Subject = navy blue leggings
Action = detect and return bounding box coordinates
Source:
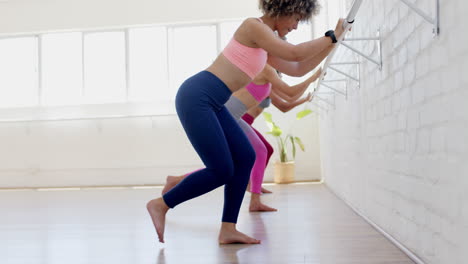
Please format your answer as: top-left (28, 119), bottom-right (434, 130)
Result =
top-left (163, 71), bottom-right (255, 223)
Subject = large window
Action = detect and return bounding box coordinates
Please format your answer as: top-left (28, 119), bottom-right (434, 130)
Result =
top-left (84, 31), bottom-right (127, 104)
top-left (282, 23), bottom-right (316, 87)
top-left (219, 21), bottom-right (242, 50)
top-left (0, 37), bottom-right (38, 108)
top-left (0, 19), bottom-right (314, 118)
top-left (41, 32), bottom-right (83, 106)
top-left (128, 26), bottom-right (168, 102)
top-left (169, 25), bottom-right (217, 95)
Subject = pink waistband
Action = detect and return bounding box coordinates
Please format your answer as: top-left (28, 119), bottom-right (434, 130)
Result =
top-left (241, 113), bottom-right (255, 125)
top-left (245, 82), bottom-right (271, 102)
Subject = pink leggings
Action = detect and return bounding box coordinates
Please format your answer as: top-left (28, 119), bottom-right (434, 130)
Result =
top-left (183, 113), bottom-right (274, 194)
top-left (241, 113), bottom-right (274, 167)
top-left (241, 113), bottom-right (274, 193)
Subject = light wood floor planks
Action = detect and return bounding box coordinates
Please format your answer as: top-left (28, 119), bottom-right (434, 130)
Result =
top-left (0, 183), bottom-right (414, 264)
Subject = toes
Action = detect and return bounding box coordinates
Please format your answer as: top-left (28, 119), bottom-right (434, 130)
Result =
top-left (247, 237), bottom-right (261, 244)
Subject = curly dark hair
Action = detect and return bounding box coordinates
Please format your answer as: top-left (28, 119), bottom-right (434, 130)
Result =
top-left (259, 0), bottom-right (321, 21)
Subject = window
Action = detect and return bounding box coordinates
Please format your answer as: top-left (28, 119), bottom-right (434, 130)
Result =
top-left (84, 32), bottom-right (126, 104)
top-left (169, 25), bottom-right (217, 97)
top-left (0, 19), bottom-right (316, 120)
top-left (0, 37), bottom-right (38, 108)
top-left (219, 20), bottom-right (242, 50)
top-left (128, 26), bottom-right (168, 102)
top-left (41, 32), bottom-right (83, 106)
top-left (282, 24), bottom-right (316, 86)
top-left (286, 23), bottom-right (312, 45)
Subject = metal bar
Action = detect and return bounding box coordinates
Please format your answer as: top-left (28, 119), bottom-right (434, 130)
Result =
top-left (400, 0), bottom-right (435, 24)
top-left (329, 62), bottom-right (360, 65)
top-left (377, 29), bottom-right (383, 70)
top-left (434, 0), bottom-right (440, 36)
top-left (343, 0), bottom-right (363, 28)
top-left (323, 79), bottom-right (347, 83)
top-left (343, 37), bottom-right (380, 41)
top-left (315, 0), bottom-right (363, 94)
top-left (328, 66), bottom-right (359, 82)
top-left (315, 92), bottom-right (335, 95)
top-left (321, 83), bottom-right (346, 97)
top-left (341, 41), bottom-right (381, 67)
top-left (315, 95), bottom-right (335, 107)
top-left (311, 101), bottom-right (329, 112)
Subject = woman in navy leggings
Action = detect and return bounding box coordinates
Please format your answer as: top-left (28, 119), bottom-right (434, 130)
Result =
top-left (146, 0), bottom-right (344, 244)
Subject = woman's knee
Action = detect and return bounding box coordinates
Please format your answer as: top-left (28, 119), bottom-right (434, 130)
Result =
top-left (255, 143), bottom-right (268, 159)
top-left (208, 159), bottom-right (235, 180)
top-left (243, 144), bottom-right (256, 169)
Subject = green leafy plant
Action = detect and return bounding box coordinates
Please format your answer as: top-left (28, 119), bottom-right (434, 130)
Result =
top-left (263, 109), bottom-right (313, 163)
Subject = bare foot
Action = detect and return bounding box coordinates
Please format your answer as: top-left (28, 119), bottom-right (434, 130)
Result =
top-left (246, 185), bottom-right (272, 194)
top-left (249, 202), bottom-right (278, 212)
top-left (146, 198), bottom-right (170, 243)
top-left (249, 193), bottom-right (277, 212)
top-left (161, 175), bottom-right (184, 195)
top-left (218, 223), bottom-right (260, 244)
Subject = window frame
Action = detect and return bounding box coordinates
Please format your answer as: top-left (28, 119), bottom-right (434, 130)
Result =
top-left (0, 19), bottom-right (313, 122)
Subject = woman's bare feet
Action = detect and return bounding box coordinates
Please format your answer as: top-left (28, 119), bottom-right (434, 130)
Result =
top-left (249, 193), bottom-right (277, 212)
top-left (218, 222), bottom-right (260, 244)
top-left (161, 175), bottom-right (185, 195)
top-left (246, 184), bottom-right (272, 194)
top-left (146, 197), bottom-right (170, 243)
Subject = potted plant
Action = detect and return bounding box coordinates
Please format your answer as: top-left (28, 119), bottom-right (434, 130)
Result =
top-left (263, 109), bottom-right (313, 183)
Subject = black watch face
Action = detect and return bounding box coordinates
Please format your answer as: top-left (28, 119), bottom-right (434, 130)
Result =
top-left (325, 31), bottom-right (336, 42)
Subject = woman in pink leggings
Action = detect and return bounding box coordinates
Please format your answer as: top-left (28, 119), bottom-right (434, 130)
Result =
top-left (162, 65), bottom-right (322, 211)
top-left (244, 68), bottom-right (317, 194)
top-left (243, 65), bottom-right (319, 211)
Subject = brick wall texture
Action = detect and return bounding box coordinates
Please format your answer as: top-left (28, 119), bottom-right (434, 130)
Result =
top-left (318, 0), bottom-right (468, 263)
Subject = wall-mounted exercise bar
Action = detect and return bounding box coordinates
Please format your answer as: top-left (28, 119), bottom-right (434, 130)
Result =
top-left (310, 101), bottom-right (329, 112)
top-left (308, 0), bottom-right (441, 115)
top-left (321, 82), bottom-right (345, 99)
top-left (341, 29), bottom-right (383, 70)
top-left (310, 0), bottom-right (364, 111)
top-left (400, 0), bottom-right (440, 36)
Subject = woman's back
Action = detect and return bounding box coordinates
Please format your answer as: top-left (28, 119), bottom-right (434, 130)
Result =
top-left (206, 18), bottom-right (268, 93)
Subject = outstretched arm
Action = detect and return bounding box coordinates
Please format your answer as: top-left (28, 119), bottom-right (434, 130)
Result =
top-left (270, 90), bottom-right (312, 113)
top-left (268, 44), bottom-right (333, 77)
top-left (267, 65), bottom-right (322, 98)
top-left (245, 18), bottom-right (345, 77)
top-left (274, 88), bottom-right (307, 103)
top-left (265, 19), bottom-right (345, 77)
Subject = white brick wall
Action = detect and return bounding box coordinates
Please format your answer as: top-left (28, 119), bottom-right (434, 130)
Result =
top-left (319, 0), bottom-right (468, 263)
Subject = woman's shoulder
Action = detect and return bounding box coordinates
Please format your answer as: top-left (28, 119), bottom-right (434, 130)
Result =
top-left (239, 17), bottom-right (266, 30)
top-left (234, 18), bottom-right (268, 45)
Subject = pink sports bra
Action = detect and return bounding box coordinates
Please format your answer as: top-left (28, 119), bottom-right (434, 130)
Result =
top-left (222, 18), bottom-right (268, 79)
top-left (245, 82), bottom-right (271, 102)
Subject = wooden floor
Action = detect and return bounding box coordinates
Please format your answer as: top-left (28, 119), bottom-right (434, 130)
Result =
top-left (0, 183), bottom-right (414, 264)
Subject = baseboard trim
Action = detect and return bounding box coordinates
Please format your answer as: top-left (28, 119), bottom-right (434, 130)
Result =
top-left (324, 183), bottom-right (426, 264)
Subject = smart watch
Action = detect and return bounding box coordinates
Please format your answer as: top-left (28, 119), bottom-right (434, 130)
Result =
top-left (325, 30), bottom-right (337, 43)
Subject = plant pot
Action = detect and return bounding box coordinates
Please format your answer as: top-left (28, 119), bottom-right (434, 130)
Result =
top-left (274, 161), bottom-right (295, 184)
